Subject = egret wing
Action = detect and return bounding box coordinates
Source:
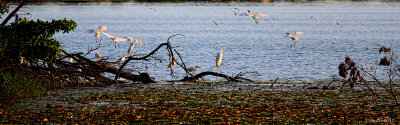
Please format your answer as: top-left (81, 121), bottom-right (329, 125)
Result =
top-left (122, 36), bottom-right (134, 42)
top-left (98, 26), bottom-right (107, 32)
top-left (238, 12), bottom-right (250, 16)
top-left (102, 32), bottom-right (114, 38)
top-left (117, 37), bottom-right (129, 42)
top-left (135, 39), bottom-right (144, 46)
top-left (295, 32), bottom-right (303, 36)
top-left (256, 13), bottom-right (269, 17)
top-left (287, 34), bottom-right (296, 38)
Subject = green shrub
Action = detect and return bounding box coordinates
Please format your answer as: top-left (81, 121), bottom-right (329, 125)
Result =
top-left (0, 18), bottom-right (77, 63)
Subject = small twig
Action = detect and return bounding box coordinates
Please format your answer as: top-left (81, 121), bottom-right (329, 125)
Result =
top-left (359, 65), bottom-right (399, 105)
top-left (174, 49), bottom-right (194, 78)
top-left (84, 43), bottom-right (101, 56)
top-left (269, 77), bottom-right (279, 88)
top-left (359, 77), bottom-right (379, 104)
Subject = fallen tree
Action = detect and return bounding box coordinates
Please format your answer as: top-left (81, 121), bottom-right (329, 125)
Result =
top-left (55, 34), bottom-right (253, 85)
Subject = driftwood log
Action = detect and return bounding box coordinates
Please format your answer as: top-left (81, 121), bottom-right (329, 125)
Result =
top-left (181, 72), bottom-right (241, 82)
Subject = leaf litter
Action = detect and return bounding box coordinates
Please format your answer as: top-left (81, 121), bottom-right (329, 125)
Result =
top-left (1, 81), bottom-right (399, 124)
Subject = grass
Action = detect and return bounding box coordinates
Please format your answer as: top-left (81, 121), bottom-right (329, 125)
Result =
top-left (0, 70), bottom-right (49, 106)
top-left (0, 82), bottom-right (399, 124)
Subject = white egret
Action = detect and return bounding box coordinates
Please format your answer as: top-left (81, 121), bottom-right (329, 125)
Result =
top-left (102, 32), bottom-right (132, 48)
top-left (310, 16), bottom-right (319, 21)
top-left (95, 26), bottom-right (107, 40)
top-left (126, 37), bottom-right (144, 56)
top-left (148, 6), bottom-right (157, 11)
top-left (167, 57), bottom-right (177, 69)
top-left (186, 66), bottom-right (200, 73)
top-left (247, 10), bottom-right (269, 24)
top-left (286, 32), bottom-right (303, 47)
top-left (68, 57), bottom-right (74, 63)
top-left (95, 52), bottom-right (101, 61)
top-left (19, 56), bottom-right (30, 66)
top-left (216, 49), bottom-right (224, 73)
top-left (119, 56), bottom-right (127, 66)
top-left (19, 56), bottom-right (24, 64)
top-left (210, 19), bottom-right (218, 25)
top-left (233, 8), bottom-right (250, 16)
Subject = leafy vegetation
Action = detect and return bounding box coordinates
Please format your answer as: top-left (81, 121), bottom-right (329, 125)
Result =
top-left (0, 18), bottom-right (76, 63)
top-left (0, 0), bottom-right (76, 103)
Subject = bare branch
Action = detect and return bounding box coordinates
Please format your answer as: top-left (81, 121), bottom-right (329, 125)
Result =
top-left (1, 0), bottom-right (26, 26)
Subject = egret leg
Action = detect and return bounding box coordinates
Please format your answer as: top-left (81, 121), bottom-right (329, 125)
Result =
top-left (291, 41), bottom-right (296, 47)
top-left (293, 41), bottom-right (296, 47)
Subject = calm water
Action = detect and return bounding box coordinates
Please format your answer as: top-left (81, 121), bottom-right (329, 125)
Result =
top-left (21, 2), bottom-right (400, 81)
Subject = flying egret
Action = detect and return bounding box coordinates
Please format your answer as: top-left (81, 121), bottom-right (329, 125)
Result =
top-left (286, 32), bottom-right (303, 47)
top-left (186, 66), bottom-right (200, 73)
top-left (167, 57), bottom-right (177, 69)
top-left (148, 6), bottom-right (157, 11)
top-left (126, 37), bottom-right (144, 55)
top-left (216, 49), bottom-right (224, 73)
top-left (119, 56), bottom-right (127, 66)
top-left (95, 52), bottom-right (101, 61)
top-left (310, 16), bottom-right (319, 21)
top-left (102, 32), bottom-right (132, 48)
top-left (233, 8), bottom-right (250, 16)
top-left (247, 10), bottom-right (269, 24)
top-left (95, 25), bottom-right (107, 40)
top-left (210, 19), bottom-right (218, 25)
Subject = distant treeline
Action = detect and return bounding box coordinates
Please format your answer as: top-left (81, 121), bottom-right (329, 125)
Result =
top-left (10, 0), bottom-right (398, 3)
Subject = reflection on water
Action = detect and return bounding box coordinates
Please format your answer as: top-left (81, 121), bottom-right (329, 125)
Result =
top-left (21, 2), bottom-right (400, 81)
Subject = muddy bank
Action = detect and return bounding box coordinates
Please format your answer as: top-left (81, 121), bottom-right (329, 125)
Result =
top-left (1, 81), bottom-right (399, 124)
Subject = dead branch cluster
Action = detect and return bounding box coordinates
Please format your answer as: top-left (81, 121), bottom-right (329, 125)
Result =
top-left (338, 56), bottom-right (360, 88)
top-left (338, 45), bottom-right (399, 105)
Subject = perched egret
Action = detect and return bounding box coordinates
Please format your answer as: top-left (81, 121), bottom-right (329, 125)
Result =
top-left (102, 32), bottom-right (133, 48)
top-left (68, 57), bottom-right (74, 63)
top-left (95, 52), bottom-right (101, 61)
top-left (167, 57), bottom-right (177, 69)
top-left (286, 32), bottom-right (303, 47)
top-left (216, 49), bottom-right (224, 73)
top-left (119, 56), bottom-right (127, 66)
top-left (187, 66), bottom-right (200, 73)
top-left (248, 10), bottom-right (269, 24)
top-left (19, 56), bottom-right (30, 66)
top-left (19, 56), bottom-right (24, 64)
top-left (126, 37), bottom-right (144, 55)
top-left (95, 26), bottom-right (107, 40)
